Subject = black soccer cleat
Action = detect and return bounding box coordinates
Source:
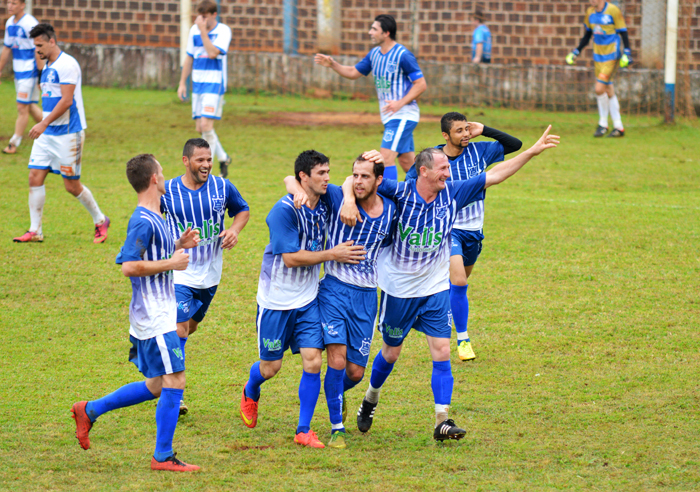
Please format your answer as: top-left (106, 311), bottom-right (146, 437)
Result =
top-left (593, 125), bottom-right (608, 137)
top-left (434, 419), bottom-right (466, 442)
top-left (356, 398), bottom-right (377, 433)
top-left (606, 128), bottom-right (625, 138)
top-left (219, 155), bottom-right (231, 178)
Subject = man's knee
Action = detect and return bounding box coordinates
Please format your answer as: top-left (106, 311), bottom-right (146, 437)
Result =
top-left (301, 348), bottom-right (323, 373)
top-left (200, 118), bottom-right (214, 132)
top-left (17, 103), bottom-right (29, 115)
top-left (260, 359), bottom-right (283, 379)
top-left (346, 363), bottom-right (365, 381)
top-left (63, 179), bottom-right (83, 197)
top-left (162, 370), bottom-right (186, 390)
top-left (381, 343), bottom-right (402, 364)
top-left (326, 344), bottom-right (347, 370)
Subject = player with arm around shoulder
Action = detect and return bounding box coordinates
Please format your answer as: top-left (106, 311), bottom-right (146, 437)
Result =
top-left (341, 127), bottom-right (559, 441)
top-left (70, 153), bottom-right (202, 472)
top-left (239, 150), bottom-right (366, 449)
top-left (160, 138), bottom-right (249, 416)
top-left (315, 14), bottom-right (427, 178)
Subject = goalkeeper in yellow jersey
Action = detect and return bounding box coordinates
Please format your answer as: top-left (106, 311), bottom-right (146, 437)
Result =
top-left (566, 0), bottom-right (632, 138)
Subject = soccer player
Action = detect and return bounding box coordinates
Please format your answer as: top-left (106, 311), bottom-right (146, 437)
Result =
top-left (566, 0), bottom-right (632, 138)
top-left (239, 150), bottom-right (366, 449)
top-left (1, 0), bottom-right (43, 154)
top-left (284, 153), bottom-right (396, 449)
top-left (471, 10), bottom-right (492, 63)
top-left (178, 0), bottom-right (233, 178)
top-left (70, 153), bottom-right (201, 472)
top-left (314, 14), bottom-right (427, 178)
top-left (160, 138), bottom-right (250, 415)
top-left (342, 127), bottom-right (559, 441)
top-left (405, 112), bottom-right (522, 361)
top-left (12, 23), bottom-right (110, 244)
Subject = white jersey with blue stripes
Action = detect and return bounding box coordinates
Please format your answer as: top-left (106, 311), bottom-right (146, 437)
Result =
top-left (355, 43), bottom-right (423, 125)
top-left (161, 175), bottom-right (249, 289)
top-left (257, 195), bottom-right (330, 310)
top-left (376, 176), bottom-right (487, 298)
top-left (39, 52), bottom-right (86, 136)
top-left (322, 184), bottom-right (395, 289)
top-left (116, 207), bottom-right (177, 340)
top-left (186, 22), bottom-right (231, 96)
top-left (3, 14), bottom-right (38, 81)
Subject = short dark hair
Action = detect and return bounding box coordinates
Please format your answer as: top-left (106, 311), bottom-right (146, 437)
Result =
top-left (295, 150), bottom-right (329, 182)
top-left (197, 0), bottom-right (218, 15)
top-left (353, 154), bottom-right (384, 178)
top-left (183, 138), bottom-right (210, 159)
top-left (29, 23), bottom-right (57, 41)
top-left (126, 154), bottom-right (158, 193)
top-left (441, 112), bottom-right (467, 134)
top-left (474, 10), bottom-right (485, 23)
top-left (413, 147), bottom-right (445, 176)
top-left (374, 14), bottom-right (397, 40)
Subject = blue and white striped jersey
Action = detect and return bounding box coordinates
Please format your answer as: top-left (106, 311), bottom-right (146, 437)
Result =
top-left (322, 184), bottom-right (395, 289)
top-left (40, 52), bottom-right (86, 136)
top-left (405, 141), bottom-right (503, 231)
top-left (355, 43), bottom-right (423, 125)
top-left (186, 22), bottom-right (232, 96)
top-left (161, 175), bottom-right (249, 289)
top-left (376, 176), bottom-right (486, 298)
top-left (116, 207), bottom-right (177, 340)
top-left (257, 195), bottom-right (330, 310)
top-left (3, 14), bottom-right (38, 80)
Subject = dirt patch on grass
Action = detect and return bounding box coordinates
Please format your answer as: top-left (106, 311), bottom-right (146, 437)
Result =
top-left (262, 111), bottom-right (442, 126)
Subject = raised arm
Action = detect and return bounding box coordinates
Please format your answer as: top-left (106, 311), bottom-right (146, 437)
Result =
top-left (314, 54), bottom-right (363, 80)
top-left (284, 175), bottom-right (309, 209)
top-left (468, 122), bottom-right (523, 155)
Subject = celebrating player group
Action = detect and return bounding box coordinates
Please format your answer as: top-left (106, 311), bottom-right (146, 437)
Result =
top-left (4, 2), bottom-right (565, 472)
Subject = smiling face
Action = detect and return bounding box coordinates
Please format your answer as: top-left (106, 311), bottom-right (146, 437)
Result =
top-left (184, 145), bottom-right (213, 185)
top-left (420, 153), bottom-right (451, 192)
top-left (445, 119), bottom-right (471, 148)
top-left (353, 160), bottom-right (381, 201)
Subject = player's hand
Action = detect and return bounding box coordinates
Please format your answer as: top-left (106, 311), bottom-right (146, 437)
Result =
top-left (28, 121), bottom-right (48, 139)
top-left (331, 240), bottom-right (367, 265)
top-left (177, 226), bottom-right (201, 250)
top-left (170, 249), bottom-right (190, 271)
top-left (565, 49), bottom-right (579, 65)
top-left (340, 201), bottom-right (363, 227)
top-left (620, 49), bottom-right (632, 68)
top-left (361, 149), bottom-right (384, 164)
top-left (194, 15), bottom-right (209, 33)
top-left (292, 191), bottom-right (309, 209)
top-left (530, 125), bottom-right (560, 156)
top-left (467, 122), bottom-right (484, 138)
top-left (314, 54), bottom-right (333, 68)
top-left (381, 100), bottom-right (403, 115)
top-left (177, 82), bottom-right (187, 101)
top-left (219, 228), bottom-right (239, 250)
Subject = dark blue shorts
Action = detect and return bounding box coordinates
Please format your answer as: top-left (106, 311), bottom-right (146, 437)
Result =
top-left (175, 284), bottom-right (218, 323)
top-left (377, 290), bottom-right (452, 347)
top-left (318, 275), bottom-right (377, 368)
top-left (256, 299), bottom-right (324, 361)
top-left (129, 331), bottom-right (185, 379)
top-left (381, 119), bottom-right (418, 155)
top-left (450, 228), bottom-right (484, 266)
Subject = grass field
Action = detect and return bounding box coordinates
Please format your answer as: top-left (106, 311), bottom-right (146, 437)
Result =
top-left (1, 81), bottom-right (699, 491)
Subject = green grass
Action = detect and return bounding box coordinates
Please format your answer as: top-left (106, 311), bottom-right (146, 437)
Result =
top-left (0, 82), bottom-right (699, 491)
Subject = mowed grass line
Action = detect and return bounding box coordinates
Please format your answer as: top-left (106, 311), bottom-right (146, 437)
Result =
top-left (0, 82), bottom-right (698, 491)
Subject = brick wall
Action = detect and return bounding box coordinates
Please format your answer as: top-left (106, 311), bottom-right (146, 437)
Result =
top-left (1, 0), bottom-right (698, 69)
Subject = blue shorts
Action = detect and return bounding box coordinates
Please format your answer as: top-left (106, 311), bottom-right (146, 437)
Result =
top-left (377, 290), bottom-right (452, 347)
top-left (381, 119), bottom-right (418, 155)
top-left (129, 331), bottom-right (185, 379)
top-left (175, 284), bottom-right (218, 323)
top-left (256, 299), bottom-right (324, 361)
top-left (450, 229), bottom-right (484, 267)
top-left (318, 275), bottom-right (377, 368)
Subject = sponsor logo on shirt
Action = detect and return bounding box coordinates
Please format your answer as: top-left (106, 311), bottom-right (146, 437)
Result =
top-left (375, 76), bottom-right (392, 94)
top-left (263, 338), bottom-right (282, 351)
top-left (177, 219), bottom-right (221, 244)
top-left (398, 223), bottom-right (444, 252)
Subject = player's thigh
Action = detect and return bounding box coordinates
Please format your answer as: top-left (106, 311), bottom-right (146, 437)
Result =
top-left (595, 60), bottom-right (618, 87)
top-left (56, 131), bottom-right (84, 181)
top-left (128, 331), bottom-right (186, 380)
top-left (191, 285), bottom-right (218, 323)
top-left (292, 299), bottom-right (324, 352)
top-left (15, 77), bottom-right (40, 106)
top-left (381, 119), bottom-right (417, 155)
top-left (318, 276), bottom-right (349, 348)
top-left (256, 305), bottom-right (296, 361)
top-left (377, 290), bottom-right (423, 347)
top-left (196, 93), bottom-right (222, 126)
top-left (28, 135), bottom-right (61, 177)
top-left (175, 284), bottom-right (199, 324)
top-left (345, 288), bottom-right (378, 368)
top-left (413, 290), bottom-right (452, 340)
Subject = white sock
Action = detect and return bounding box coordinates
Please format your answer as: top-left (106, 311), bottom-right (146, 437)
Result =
top-left (436, 404), bottom-right (449, 426)
top-left (29, 185), bottom-right (45, 233)
top-left (10, 134), bottom-right (22, 147)
top-left (365, 384), bottom-right (381, 404)
top-left (76, 186), bottom-right (105, 224)
top-left (215, 140), bottom-right (228, 162)
top-left (596, 93), bottom-right (609, 128)
top-left (609, 95), bottom-right (624, 130)
top-left (202, 130), bottom-right (227, 162)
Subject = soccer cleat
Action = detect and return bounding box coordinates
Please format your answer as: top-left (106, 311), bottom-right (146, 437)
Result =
top-left (328, 430), bottom-right (347, 449)
top-left (341, 392), bottom-right (347, 424)
top-left (294, 430), bottom-right (325, 448)
top-left (219, 155), bottom-right (231, 178)
top-left (593, 125), bottom-right (608, 138)
top-left (179, 399), bottom-right (188, 417)
top-left (70, 401), bottom-right (93, 450)
top-left (240, 388), bottom-right (258, 428)
top-left (458, 340), bottom-right (476, 361)
top-left (2, 143), bottom-right (17, 154)
top-left (93, 217), bottom-right (110, 244)
top-left (13, 231), bottom-right (43, 243)
top-left (607, 128), bottom-right (625, 138)
top-left (356, 398), bottom-right (377, 433)
top-left (434, 418), bottom-right (466, 442)
top-left (150, 453), bottom-right (200, 472)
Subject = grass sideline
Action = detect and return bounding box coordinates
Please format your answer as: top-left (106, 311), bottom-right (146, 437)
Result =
top-left (1, 82), bottom-right (699, 491)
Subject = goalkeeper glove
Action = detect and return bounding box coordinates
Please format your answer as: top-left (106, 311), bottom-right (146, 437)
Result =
top-left (566, 49), bottom-right (579, 65)
top-left (620, 49), bottom-right (632, 68)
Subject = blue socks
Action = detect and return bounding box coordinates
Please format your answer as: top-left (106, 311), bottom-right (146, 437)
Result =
top-left (296, 370), bottom-right (321, 434)
top-left (85, 381), bottom-right (156, 422)
top-left (343, 371), bottom-right (363, 392)
top-left (383, 165), bottom-right (398, 180)
top-left (245, 361), bottom-right (267, 402)
top-left (431, 360), bottom-right (454, 405)
top-left (324, 367), bottom-right (345, 429)
top-left (179, 337), bottom-right (188, 359)
top-left (450, 283), bottom-right (470, 341)
top-left (153, 387), bottom-right (184, 462)
top-left (369, 350), bottom-right (395, 390)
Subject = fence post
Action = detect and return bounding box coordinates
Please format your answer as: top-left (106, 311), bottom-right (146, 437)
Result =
top-left (284, 0), bottom-right (299, 55)
top-left (317, 0), bottom-right (340, 54)
top-left (664, 0), bottom-right (678, 123)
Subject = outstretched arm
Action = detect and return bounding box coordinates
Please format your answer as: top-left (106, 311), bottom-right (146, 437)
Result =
top-left (314, 54), bottom-right (363, 80)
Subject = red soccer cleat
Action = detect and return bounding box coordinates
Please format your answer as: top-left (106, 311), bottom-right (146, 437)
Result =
top-left (294, 430), bottom-right (325, 448)
top-left (13, 231), bottom-right (43, 243)
top-left (150, 454), bottom-right (200, 472)
top-left (70, 401), bottom-right (93, 450)
top-left (240, 388), bottom-right (258, 428)
top-left (93, 216), bottom-right (110, 244)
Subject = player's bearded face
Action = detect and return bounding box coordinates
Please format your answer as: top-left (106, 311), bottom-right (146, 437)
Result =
top-left (449, 121), bottom-right (470, 148)
top-left (353, 161), bottom-right (379, 200)
top-left (186, 147), bottom-right (213, 184)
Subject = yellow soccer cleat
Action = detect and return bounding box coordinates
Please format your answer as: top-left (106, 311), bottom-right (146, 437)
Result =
top-left (458, 340), bottom-right (476, 361)
top-left (328, 430), bottom-right (347, 449)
